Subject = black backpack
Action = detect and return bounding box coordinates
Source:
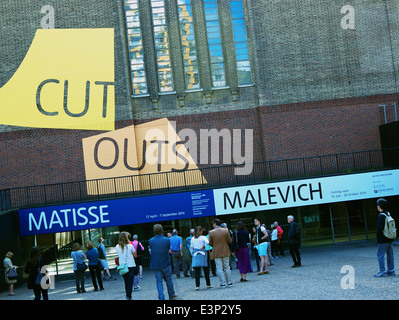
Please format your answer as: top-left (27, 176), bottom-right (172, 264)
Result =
top-left (136, 242), bottom-right (143, 257)
top-left (98, 244), bottom-right (105, 259)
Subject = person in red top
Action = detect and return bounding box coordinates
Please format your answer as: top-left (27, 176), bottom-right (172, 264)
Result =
top-left (274, 221), bottom-right (285, 257)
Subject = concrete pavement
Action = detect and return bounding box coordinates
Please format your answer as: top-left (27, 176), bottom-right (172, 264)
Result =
top-left (1, 241), bottom-right (398, 300)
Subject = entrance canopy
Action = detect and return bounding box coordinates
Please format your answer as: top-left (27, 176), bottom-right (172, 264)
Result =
top-left (19, 169), bottom-right (399, 236)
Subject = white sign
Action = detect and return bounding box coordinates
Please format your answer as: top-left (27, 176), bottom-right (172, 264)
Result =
top-left (213, 169), bottom-right (399, 215)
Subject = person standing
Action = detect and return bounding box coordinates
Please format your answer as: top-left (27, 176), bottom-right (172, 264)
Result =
top-left (208, 219), bottom-right (233, 288)
top-left (132, 234), bottom-right (145, 280)
top-left (190, 226), bottom-right (212, 290)
top-left (98, 237), bottom-right (116, 281)
top-left (170, 229), bottom-right (189, 278)
top-left (287, 215), bottom-right (301, 267)
top-left (71, 243), bottom-right (86, 293)
top-left (24, 246), bottom-right (48, 300)
top-left (254, 218), bottom-right (269, 275)
top-left (271, 225), bottom-right (279, 259)
top-left (115, 232), bottom-right (137, 300)
top-left (204, 228), bottom-right (217, 276)
top-left (265, 224), bottom-right (273, 266)
top-left (251, 227), bottom-right (260, 272)
top-left (185, 229), bottom-right (195, 277)
top-left (85, 241), bottom-right (104, 291)
top-left (274, 221), bottom-right (285, 256)
top-left (148, 224), bottom-right (178, 300)
top-left (232, 221), bottom-right (252, 282)
top-left (4, 252), bottom-right (17, 296)
top-left (374, 198), bottom-right (395, 277)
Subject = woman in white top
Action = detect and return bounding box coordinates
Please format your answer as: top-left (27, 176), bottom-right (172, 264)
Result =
top-left (115, 232), bottom-right (136, 300)
top-left (271, 226), bottom-right (279, 259)
top-left (190, 226), bottom-right (212, 290)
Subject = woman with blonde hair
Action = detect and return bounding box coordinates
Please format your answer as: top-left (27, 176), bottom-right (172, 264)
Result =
top-left (4, 252), bottom-right (17, 296)
top-left (115, 231), bottom-right (137, 300)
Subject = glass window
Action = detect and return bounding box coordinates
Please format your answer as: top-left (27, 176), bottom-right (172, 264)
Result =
top-left (229, 0), bottom-right (253, 85)
top-left (124, 0), bottom-right (148, 95)
top-left (151, 0), bottom-right (174, 92)
top-left (204, 0), bottom-right (226, 88)
top-left (178, 0), bottom-right (200, 90)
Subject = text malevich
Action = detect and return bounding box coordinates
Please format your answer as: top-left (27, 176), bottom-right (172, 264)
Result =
top-left (223, 182), bottom-right (323, 210)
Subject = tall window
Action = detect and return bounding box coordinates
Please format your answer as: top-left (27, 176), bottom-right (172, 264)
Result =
top-left (203, 0), bottom-right (226, 88)
top-left (229, 0), bottom-right (252, 85)
top-left (125, 0), bottom-right (148, 95)
top-left (178, 0), bottom-right (200, 90)
top-left (151, 0), bottom-right (174, 92)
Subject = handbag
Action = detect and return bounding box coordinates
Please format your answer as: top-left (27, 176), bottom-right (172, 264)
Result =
top-left (35, 258), bottom-right (44, 286)
top-left (35, 270), bottom-right (44, 286)
top-left (72, 251), bottom-right (87, 271)
top-left (117, 245), bottom-right (130, 276)
top-left (97, 259), bottom-right (104, 271)
top-left (192, 249), bottom-right (208, 267)
top-left (77, 261), bottom-right (87, 272)
top-left (7, 268), bottom-right (18, 280)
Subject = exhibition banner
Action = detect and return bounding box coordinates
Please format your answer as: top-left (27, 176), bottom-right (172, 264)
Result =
top-left (19, 169), bottom-right (399, 236)
top-left (214, 169), bottom-right (399, 215)
top-left (19, 190), bottom-right (214, 236)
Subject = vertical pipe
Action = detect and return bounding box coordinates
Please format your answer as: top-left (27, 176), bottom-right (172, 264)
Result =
top-left (362, 201), bottom-right (369, 241)
top-left (329, 205), bottom-right (335, 246)
top-left (346, 204), bottom-right (352, 242)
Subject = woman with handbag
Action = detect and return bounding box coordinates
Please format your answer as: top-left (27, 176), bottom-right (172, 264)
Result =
top-left (115, 232), bottom-right (137, 300)
top-left (4, 252), bottom-right (17, 296)
top-left (190, 226), bottom-right (212, 290)
top-left (71, 242), bottom-right (87, 293)
top-left (232, 221), bottom-right (252, 282)
top-left (24, 246), bottom-right (48, 300)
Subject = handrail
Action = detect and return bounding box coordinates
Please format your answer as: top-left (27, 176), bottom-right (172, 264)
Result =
top-left (1, 147), bottom-right (398, 212)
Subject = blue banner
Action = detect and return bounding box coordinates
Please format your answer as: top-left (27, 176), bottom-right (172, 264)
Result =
top-left (19, 190), bottom-right (215, 236)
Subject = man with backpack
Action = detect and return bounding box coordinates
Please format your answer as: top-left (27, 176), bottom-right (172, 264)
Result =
top-left (375, 198), bottom-right (396, 277)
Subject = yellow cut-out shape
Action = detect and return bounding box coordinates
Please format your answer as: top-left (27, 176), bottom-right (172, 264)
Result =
top-left (0, 28), bottom-right (115, 131)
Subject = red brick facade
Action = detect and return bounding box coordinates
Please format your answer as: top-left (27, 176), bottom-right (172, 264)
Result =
top-left (0, 94), bottom-right (397, 190)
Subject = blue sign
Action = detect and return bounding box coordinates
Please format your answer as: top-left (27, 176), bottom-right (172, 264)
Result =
top-left (19, 190), bottom-right (215, 236)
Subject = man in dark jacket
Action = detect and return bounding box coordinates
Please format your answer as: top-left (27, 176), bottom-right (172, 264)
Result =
top-left (149, 224), bottom-right (178, 299)
top-left (374, 198), bottom-right (395, 277)
top-left (287, 215), bottom-right (301, 267)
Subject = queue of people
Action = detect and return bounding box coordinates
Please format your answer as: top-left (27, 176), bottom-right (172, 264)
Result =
top-left (0, 219), bottom-right (294, 300)
top-left (3, 198), bottom-right (397, 300)
top-left (2, 216), bottom-right (299, 300)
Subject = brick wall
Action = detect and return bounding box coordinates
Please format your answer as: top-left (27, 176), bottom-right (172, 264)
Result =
top-left (0, 94), bottom-right (397, 190)
top-left (259, 94), bottom-right (398, 160)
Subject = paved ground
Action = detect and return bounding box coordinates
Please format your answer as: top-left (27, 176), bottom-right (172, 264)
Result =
top-left (1, 241), bottom-right (399, 300)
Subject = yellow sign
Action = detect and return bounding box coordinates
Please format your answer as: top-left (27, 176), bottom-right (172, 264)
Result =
top-left (0, 29), bottom-right (115, 130)
top-left (82, 118), bottom-right (206, 194)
